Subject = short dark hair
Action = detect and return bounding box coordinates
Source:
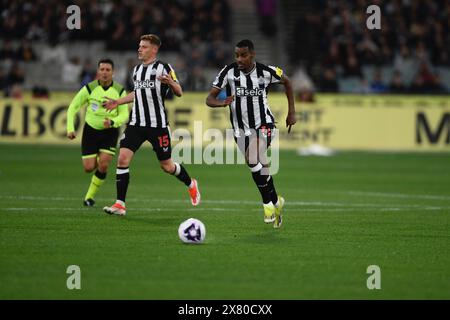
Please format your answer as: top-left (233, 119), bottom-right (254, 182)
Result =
top-left (98, 58), bottom-right (114, 69)
top-left (236, 39), bottom-right (254, 51)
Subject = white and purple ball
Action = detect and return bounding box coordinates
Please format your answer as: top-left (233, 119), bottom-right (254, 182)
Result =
top-left (178, 218), bottom-right (206, 244)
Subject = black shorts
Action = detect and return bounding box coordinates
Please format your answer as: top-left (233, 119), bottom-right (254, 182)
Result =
top-left (120, 125), bottom-right (172, 161)
top-left (81, 123), bottom-right (119, 158)
top-left (234, 124), bottom-right (275, 155)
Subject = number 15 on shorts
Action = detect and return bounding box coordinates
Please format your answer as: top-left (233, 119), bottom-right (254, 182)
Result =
top-left (158, 135), bottom-right (169, 147)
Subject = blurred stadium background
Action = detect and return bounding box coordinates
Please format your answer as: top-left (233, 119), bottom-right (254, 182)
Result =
top-left (1, 0), bottom-right (449, 300)
top-left (1, 0), bottom-right (449, 151)
top-left (1, 0), bottom-right (450, 95)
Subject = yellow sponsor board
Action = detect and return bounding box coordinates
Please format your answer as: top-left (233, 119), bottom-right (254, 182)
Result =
top-left (0, 93), bottom-right (83, 145)
top-left (289, 94), bottom-right (450, 151)
top-left (0, 93), bottom-right (449, 151)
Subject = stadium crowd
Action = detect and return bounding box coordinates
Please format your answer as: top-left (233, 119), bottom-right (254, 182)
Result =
top-left (1, 0), bottom-right (449, 96)
top-left (290, 0), bottom-right (450, 94)
top-left (0, 0), bottom-right (231, 96)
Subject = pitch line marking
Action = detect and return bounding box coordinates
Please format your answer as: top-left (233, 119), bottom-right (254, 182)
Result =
top-left (3, 206), bottom-right (448, 213)
top-left (346, 191), bottom-right (450, 201)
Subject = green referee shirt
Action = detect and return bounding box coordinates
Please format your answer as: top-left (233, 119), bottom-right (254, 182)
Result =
top-left (66, 80), bottom-right (129, 133)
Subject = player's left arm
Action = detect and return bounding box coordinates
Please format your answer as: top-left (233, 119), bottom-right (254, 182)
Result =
top-left (279, 74), bottom-right (297, 132)
top-left (158, 67), bottom-right (182, 97)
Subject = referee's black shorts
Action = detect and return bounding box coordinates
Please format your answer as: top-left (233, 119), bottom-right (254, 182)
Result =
top-left (119, 125), bottom-right (172, 161)
top-left (81, 123), bottom-right (119, 159)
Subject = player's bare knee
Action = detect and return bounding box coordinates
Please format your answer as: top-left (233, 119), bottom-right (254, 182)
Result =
top-left (98, 162), bottom-right (109, 172)
top-left (83, 165), bottom-right (96, 173)
top-left (118, 156), bottom-right (130, 167)
top-left (160, 162), bottom-right (174, 174)
top-left (248, 157), bottom-right (259, 167)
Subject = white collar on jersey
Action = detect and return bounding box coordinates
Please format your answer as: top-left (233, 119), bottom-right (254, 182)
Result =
top-left (241, 63), bottom-right (256, 75)
top-left (142, 58), bottom-right (157, 66)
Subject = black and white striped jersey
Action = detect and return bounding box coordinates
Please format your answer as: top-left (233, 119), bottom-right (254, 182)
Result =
top-left (212, 62), bottom-right (284, 136)
top-left (129, 60), bottom-right (178, 128)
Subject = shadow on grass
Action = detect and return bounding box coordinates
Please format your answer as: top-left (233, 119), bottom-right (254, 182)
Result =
top-left (241, 228), bottom-right (295, 245)
top-left (115, 215), bottom-right (181, 227)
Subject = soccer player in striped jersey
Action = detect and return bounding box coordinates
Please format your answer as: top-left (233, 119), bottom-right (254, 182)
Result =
top-left (206, 39), bottom-right (296, 228)
top-left (102, 34), bottom-right (200, 216)
top-left (66, 58), bottom-right (129, 207)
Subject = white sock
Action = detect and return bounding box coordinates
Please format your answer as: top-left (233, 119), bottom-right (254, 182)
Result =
top-left (189, 179), bottom-right (195, 189)
top-left (263, 202), bottom-right (274, 208)
top-left (274, 199), bottom-right (280, 208)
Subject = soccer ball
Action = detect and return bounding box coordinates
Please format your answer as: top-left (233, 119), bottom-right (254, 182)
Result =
top-left (178, 218), bottom-right (206, 244)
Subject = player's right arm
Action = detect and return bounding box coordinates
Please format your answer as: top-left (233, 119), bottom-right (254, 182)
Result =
top-left (206, 65), bottom-right (234, 108)
top-left (66, 86), bottom-right (89, 139)
top-left (206, 87), bottom-right (234, 108)
top-left (105, 89), bottom-right (130, 128)
top-left (103, 91), bottom-right (135, 110)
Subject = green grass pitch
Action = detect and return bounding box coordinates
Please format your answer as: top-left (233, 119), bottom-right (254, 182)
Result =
top-left (1, 143), bottom-right (449, 299)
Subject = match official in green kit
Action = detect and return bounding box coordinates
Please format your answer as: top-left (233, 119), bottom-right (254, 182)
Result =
top-left (66, 58), bottom-right (129, 207)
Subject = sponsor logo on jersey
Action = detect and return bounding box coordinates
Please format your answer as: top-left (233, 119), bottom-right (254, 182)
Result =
top-left (91, 103), bottom-right (99, 112)
top-left (236, 86), bottom-right (265, 97)
top-left (134, 80), bottom-right (156, 90)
